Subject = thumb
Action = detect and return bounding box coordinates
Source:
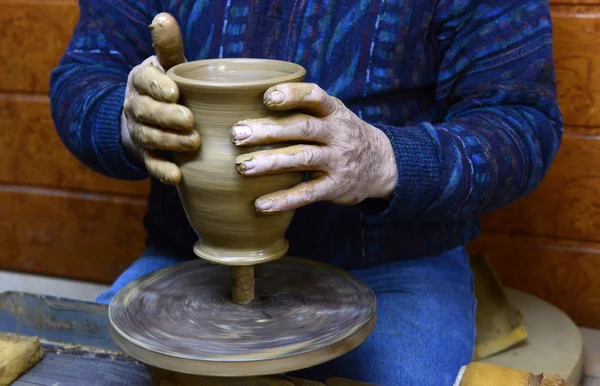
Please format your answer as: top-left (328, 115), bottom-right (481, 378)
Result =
top-left (149, 13), bottom-right (186, 70)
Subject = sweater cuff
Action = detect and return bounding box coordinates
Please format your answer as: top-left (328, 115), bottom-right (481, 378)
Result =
top-left (358, 123), bottom-right (440, 219)
top-left (93, 85), bottom-right (148, 180)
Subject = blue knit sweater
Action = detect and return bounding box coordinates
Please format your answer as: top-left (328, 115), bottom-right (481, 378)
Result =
top-left (50, 0), bottom-right (563, 269)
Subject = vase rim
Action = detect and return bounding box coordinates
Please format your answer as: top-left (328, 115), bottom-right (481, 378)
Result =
top-left (166, 58), bottom-right (307, 89)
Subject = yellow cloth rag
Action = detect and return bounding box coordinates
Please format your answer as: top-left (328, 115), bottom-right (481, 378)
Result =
top-left (0, 333), bottom-right (43, 386)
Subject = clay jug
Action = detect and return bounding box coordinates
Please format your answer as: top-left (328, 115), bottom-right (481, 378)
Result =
top-left (167, 59), bottom-right (306, 266)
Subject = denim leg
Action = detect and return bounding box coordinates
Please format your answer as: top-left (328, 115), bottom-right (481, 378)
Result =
top-left (96, 245), bottom-right (189, 304)
top-left (290, 246), bottom-right (476, 386)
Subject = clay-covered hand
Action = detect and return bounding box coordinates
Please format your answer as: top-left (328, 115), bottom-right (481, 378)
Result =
top-left (120, 13), bottom-right (198, 184)
top-left (231, 83), bottom-right (399, 213)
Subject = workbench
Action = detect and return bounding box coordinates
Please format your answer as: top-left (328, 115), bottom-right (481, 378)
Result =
top-left (0, 291), bottom-right (151, 385)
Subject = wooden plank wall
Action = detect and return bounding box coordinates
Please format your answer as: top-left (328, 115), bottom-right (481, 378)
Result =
top-left (0, 0), bottom-right (149, 283)
top-left (3, 0), bottom-right (600, 328)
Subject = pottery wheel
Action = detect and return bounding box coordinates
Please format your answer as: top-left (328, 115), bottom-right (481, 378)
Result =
top-left (108, 257), bottom-right (376, 377)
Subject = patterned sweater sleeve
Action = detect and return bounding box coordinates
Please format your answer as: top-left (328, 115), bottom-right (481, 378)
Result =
top-left (369, 0), bottom-right (563, 221)
top-left (49, 0), bottom-right (159, 180)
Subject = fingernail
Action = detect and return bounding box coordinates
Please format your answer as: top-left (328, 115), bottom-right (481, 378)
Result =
top-left (186, 137), bottom-right (198, 148)
top-left (232, 125), bottom-right (252, 141)
top-left (256, 198), bottom-right (273, 211)
top-left (238, 160), bottom-right (255, 172)
top-left (267, 90), bottom-right (285, 104)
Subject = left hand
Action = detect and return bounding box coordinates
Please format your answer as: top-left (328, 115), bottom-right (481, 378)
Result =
top-left (231, 83), bottom-right (399, 213)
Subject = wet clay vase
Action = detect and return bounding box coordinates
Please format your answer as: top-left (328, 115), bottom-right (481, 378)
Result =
top-left (167, 59), bottom-right (306, 266)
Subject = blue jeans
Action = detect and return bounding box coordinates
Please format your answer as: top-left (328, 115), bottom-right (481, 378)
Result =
top-left (97, 246), bottom-right (475, 385)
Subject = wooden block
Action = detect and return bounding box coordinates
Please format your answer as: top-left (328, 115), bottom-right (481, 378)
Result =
top-left (324, 379), bottom-right (375, 386)
top-left (583, 377), bottom-right (600, 386)
top-left (552, 5), bottom-right (600, 127)
top-left (0, 333), bottom-right (43, 386)
top-left (285, 377), bottom-right (326, 386)
top-left (151, 368), bottom-right (302, 386)
top-left (0, 187), bottom-right (147, 283)
top-left (0, 0), bottom-right (79, 93)
top-left (469, 233), bottom-right (600, 329)
top-left (581, 328), bottom-right (600, 378)
top-left (0, 95), bottom-right (149, 196)
top-left (480, 134), bottom-right (600, 244)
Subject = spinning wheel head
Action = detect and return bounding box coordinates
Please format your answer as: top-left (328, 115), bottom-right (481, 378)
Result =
top-left (108, 257), bottom-right (376, 377)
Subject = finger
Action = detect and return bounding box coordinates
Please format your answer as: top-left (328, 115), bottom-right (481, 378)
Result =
top-left (131, 63), bottom-right (180, 103)
top-left (143, 150), bottom-right (181, 184)
top-left (125, 94), bottom-right (193, 131)
top-left (235, 145), bottom-right (330, 175)
top-left (231, 114), bottom-right (330, 146)
top-left (255, 177), bottom-right (332, 213)
top-left (150, 13), bottom-right (186, 70)
top-left (130, 122), bottom-right (200, 151)
top-left (263, 83), bottom-right (339, 117)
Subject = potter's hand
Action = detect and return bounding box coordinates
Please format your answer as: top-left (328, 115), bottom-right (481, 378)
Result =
top-left (120, 13), bottom-right (198, 184)
top-left (232, 83), bottom-right (398, 213)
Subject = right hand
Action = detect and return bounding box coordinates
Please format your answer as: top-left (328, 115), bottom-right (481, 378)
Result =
top-left (121, 13), bottom-right (199, 184)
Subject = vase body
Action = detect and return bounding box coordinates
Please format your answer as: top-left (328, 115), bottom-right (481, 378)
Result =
top-left (167, 59), bottom-right (306, 265)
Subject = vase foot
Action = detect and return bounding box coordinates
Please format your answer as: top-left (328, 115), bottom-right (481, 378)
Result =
top-left (193, 239), bottom-right (289, 266)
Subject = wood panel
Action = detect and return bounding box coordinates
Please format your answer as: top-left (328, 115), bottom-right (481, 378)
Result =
top-left (0, 95), bottom-right (149, 196)
top-left (552, 5), bottom-right (600, 127)
top-left (552, 1), bottom-right (600, 4)
top-left (469, 233), bottom-right (600, 328)
top-left (0, 0), bottom-right (79, 93)
top-left (0, 187), bottom-right (147, 283)
top-left (480, 133), bottom-right (600, 243)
